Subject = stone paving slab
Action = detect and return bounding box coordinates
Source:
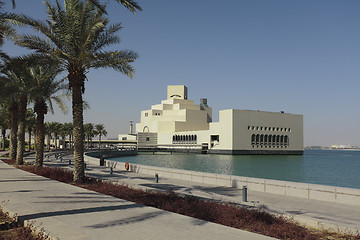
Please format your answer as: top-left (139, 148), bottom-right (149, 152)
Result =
top-left (0, 154), bottom-right (275, 240)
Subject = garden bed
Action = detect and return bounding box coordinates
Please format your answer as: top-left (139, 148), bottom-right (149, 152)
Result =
top-left (0, 207), bottom-right (48, 240)
top-left (2, 159), bottom-right (360, 240)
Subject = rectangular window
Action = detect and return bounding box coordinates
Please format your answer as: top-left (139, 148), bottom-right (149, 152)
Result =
top-left (122, 137), bottom-right (127, 140)
top-left (211, 135), bottom-right (219, 141)
top-left (146, 137), bottom-right (150, 141)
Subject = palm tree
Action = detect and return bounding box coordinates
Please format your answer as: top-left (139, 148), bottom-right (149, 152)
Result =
top-left (16, 95), bottom-right (27, 165)
top-left (7, 101), bottom-right (17, 159)
top-left (25, 109), bottom-right (36, 151)
top-left (52, 122), bottom-right (62, 150)
top-left (12, 0), bottom-right (137, 182)
top-left (45, 122), bottom-right (54, 151)
top-left (0, 106), bottom-right (9, 150)
top-left (29, 65), bottom-right (67, 166)
top-left (59, 123), bottom-right (69, 149)
top-left (0, 60), bottom-right (32, 165)
top-left (84, 123), bottom-right (95, 149)
top-left (0, 69), bottom-right (18, 158)
top-left (62, 122), bottom-right (73, 149)
top-left (95, 124), bottom-right (107, 149)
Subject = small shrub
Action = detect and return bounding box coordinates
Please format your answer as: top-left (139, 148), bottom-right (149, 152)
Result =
top-left (0, 208), bottom-right (48, 240)
top-left (20, 165), bottom-right (73, 184)
top-left (2, 159), bottom-right (15, 165)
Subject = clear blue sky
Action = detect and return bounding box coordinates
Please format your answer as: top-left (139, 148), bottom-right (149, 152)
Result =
top-left (4, 0), bottom-right (360, 147)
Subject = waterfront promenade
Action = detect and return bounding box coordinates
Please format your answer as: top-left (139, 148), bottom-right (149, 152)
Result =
top-left (1, 151), bottom-right (360, 239)
top-left (0, 151), bottom-right (275, 240)
top-left (84, 153), bottom-right (360, 233)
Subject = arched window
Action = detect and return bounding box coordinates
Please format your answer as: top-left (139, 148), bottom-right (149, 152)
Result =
top-left (264, 135), bottom-right (268, 145)
top-left (256, 134), bottom-right (260, 144)
top-left (284, 135), bottom-right (289, 146)
top-left (276, 135), bottom-right (280, 145)
top-left (143, 126), bottom-right (149, 132)
top-left (272, 135), bottom-right (276, 145)
top-left (268, 135), bottom-right (272, 146)
top-left (280, 135), bottom-right (284, 145)
top-left (194, 135), bottom-right (197, 142)
top-left (260, 134), bottom-right (264, 144)
top-left (173, 135), bottom-right (175, 142)
top-left (251, 134), bottom-right (255, 144)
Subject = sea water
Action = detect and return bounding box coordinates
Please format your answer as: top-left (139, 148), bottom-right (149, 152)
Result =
top-left (110, 149), bottom-right (360, 189)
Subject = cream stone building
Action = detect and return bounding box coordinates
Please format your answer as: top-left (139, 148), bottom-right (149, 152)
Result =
top-left (134, 85), bottom-right (303, 155)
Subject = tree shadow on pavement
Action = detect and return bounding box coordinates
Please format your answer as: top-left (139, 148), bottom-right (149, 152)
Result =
top-left (86, 210), bottom-right (167, 228)
top-left (19, 203), bottom-right (145, 221)
top-left (191, 185), bottom-right (240, 197)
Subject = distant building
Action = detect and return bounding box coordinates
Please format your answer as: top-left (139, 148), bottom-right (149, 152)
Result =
top-left (118, 134), bottom-right (137, 141)
top-left (330, 145), bottom-right (354, 149)
top-left (132, 85), bottom-right (303, 155)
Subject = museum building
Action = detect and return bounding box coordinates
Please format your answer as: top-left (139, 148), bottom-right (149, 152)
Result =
top-left (134, 85), bottom-right (304, 155)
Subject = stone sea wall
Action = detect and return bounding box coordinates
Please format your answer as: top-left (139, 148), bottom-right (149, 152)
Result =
top-left (84, 153), bottom-right (360, 207)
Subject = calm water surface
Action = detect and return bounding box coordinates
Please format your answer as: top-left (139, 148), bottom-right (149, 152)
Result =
top-left (111, 149), bottom-right (360, 189)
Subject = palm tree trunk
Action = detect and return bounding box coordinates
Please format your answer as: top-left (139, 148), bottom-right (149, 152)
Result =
top-left (35, 112), bottom-right (45, 167)
top-left (34, 99), bottom-right (47, 167)
top-left (47, 133), bottom-right (51, 151)
top-left (54, 133), bottom-right (58, 150)
top-left (98, 134), bottom-right (101, 149)
top-left (72, 85), bottom-right (85, 183)
top-left (68, 134), bottom-right (71, 149)
top-left (1, 128), bottom-right (5, 151)
top-left (16, 95), bottom-right (27, 165)
top-left (9, 103), bottom-right (18, 160)
top-left (28, 129), bottom-right (32, 151)
top-left (62, 136), bottom-right (65, 149)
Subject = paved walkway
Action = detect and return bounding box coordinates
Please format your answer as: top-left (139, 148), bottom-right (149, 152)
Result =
top-left (2, 151), bottom-right (360, 239)
top-left (0, 151), bottom-right (275, 240)
top-left (41, 152), bottom-right (360, 233)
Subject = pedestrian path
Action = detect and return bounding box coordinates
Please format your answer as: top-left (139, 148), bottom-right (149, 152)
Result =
top-left (38, 152), bottom-right (360, 234)
top-left (0, 152), bottom-right (275, 240)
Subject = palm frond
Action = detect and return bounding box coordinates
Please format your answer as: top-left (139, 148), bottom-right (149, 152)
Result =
top-left (9, 0), bottom-right (138, 97)
top-left (51, 94), bottom-right (68, 114)
top-left (16, 34), bottom-right (56, 53)
top-left (93, 23), bottom-right (121, 51)
top-left (89, 0), bottom-right (142, 14)
top-left (90, 50), bottom-right (138, 78)
top-left (83, 21), bottom-right (106, 53)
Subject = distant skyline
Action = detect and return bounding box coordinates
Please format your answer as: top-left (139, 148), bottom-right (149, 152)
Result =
top-left (3, 0), bottom-right (360, 147)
